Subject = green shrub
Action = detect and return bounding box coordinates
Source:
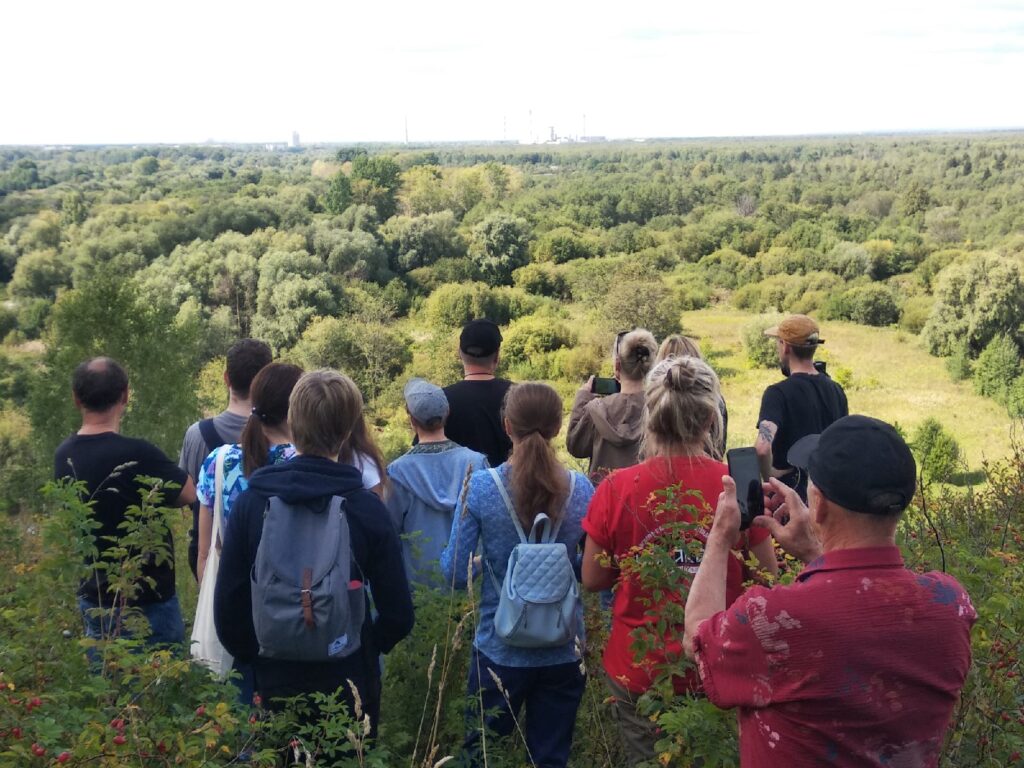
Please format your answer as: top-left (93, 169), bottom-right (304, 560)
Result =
top-left (292, 315), bottom-right (412, 404)
top-left (923, 254), bottom-right (1024, 356)
top-left (470, 212), bottom-right (531, 285)
top-left (548, 343), bottom-right (606, 383)
top-left (533, 227), bottom-right (599, 264)
top-left (973, 335), bottom-right (1021, 404)
top-left (489, 286), bottom-right (543, 325)
top-left (899, 295), bottom-right (933, 334)
top-left (422, 282), bottom-right (495, 328)
top-left (600, 280), bottom-right (681, 340)
top-left (697, 247), bottom-right (759, 289)
top-left (512, 262), bottom-right (571, 299)
top-left (0, 407), bottom-right (34, 513)
top-left (405, 257), bottom-right (481, 296)
top-left (0, 304), bottom-right (17, 339)
top-left (846, 284), bottom-right (901, 326)
top-left (741, 314), bottom-right (782, 368)
top-left (421, 283), bottom-right (539, 329)
top-left (501, 315), bottom-right (576, 369)
top-left (675, 281), bottom-right (712, 311)
top-left (945, 341), bottom-right (973, 381)
top-left (911, 417), bottom-right (962, 482)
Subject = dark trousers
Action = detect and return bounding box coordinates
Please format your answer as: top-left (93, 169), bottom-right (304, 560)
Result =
top-left (464, 647), bottom-right (585, 768)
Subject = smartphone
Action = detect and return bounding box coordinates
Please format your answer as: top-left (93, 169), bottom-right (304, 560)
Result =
top-left (813, 360), bottom-right (828, 375)
top-left (726, 447), bottom-right (764, 530)
top-left (590, 376), bottom-right (621, 396)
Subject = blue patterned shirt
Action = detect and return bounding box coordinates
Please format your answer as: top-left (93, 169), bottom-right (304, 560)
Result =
top-left (196, 443), bottom-right (295, 524)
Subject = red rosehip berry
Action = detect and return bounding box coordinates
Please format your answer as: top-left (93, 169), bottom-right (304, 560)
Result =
top-left (156, 741), bottom-right (168, 754)
top-left (11, 727), bottom-right (22, 739)
top-left (31, 743), bottom-right (46, 756)
top-left (57, 752), bottom-right (71, 764)
top-left (195, 705), bottom-right (206, 717)
top-left (252, 693), bottom-right (262, 707)
top-left (113, 734), bottom-right (126, 746)
top-left (109, 718), bottom-right (124, 731)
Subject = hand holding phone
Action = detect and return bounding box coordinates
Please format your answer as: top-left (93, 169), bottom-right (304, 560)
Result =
top-left (726, 447), bottom-right (765, 530)
top-left (590, 376), bottom-right (621, 396)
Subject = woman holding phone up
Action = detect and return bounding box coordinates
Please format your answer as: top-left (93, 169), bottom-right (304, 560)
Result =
top-left (567, 329), bottom-right (658, 485)
top-left (581, 354), bottom-right (778, 766)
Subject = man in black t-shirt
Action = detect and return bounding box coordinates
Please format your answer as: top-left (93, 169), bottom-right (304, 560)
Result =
top-left (755, 315), bottom-right (848, 500)
top-left (54, 357), bottom-right (196, 645)
top-left (442, 319), bottom-right (513, 467)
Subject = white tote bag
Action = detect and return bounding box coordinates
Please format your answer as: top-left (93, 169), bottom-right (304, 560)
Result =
top-left (190, 447), bottom-right (234, 678)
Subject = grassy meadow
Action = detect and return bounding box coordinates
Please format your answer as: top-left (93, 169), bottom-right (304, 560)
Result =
top-left (682, 306), bottom-right (1015, 472)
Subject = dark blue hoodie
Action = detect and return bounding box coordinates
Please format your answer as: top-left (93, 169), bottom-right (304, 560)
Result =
top-left (214, 454), bottom-right (414, 710)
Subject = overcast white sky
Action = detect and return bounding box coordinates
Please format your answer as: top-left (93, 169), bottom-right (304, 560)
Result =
top-left (2, 0), bottom-right (1022, 145)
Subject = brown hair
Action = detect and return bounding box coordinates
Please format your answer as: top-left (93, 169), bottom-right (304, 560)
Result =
top-left (656, 334), bottom-right (701, 363)
top-left (240, 363), bottom-right (304, 477)
top-left (642, 356), bottom-right (723, 460)
top-left (225, 339), bottom-right (272, 398)
top-left (502, 382), bottom-right (570, 527)
top-left (340, 412), bottom-right (388, 492)
top-left (617, 329), bottom-right (657, 381)
top-left (289, 370), bottom-right (363, 458)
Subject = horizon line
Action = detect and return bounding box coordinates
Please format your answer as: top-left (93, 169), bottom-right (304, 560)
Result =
top-left (4, 126), bottom-right (1024, 150)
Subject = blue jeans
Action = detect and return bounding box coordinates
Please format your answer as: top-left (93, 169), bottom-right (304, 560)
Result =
top-left (79, 595), bottom-right (186, 646)
top-left (464, 647), bottom-right (586, 768)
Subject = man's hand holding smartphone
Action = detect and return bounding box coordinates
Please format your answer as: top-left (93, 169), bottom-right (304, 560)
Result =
top-left (752, 479), bottom-right (823, 564)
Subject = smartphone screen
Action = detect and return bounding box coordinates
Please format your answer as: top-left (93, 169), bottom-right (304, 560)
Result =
top-left (590, 377), bottom-right (621, 396)
top-left (727, 447), bottom-right (764, 530)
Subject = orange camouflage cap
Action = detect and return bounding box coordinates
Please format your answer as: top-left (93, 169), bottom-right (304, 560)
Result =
top-left (763, 314), bottom-right (824, 347)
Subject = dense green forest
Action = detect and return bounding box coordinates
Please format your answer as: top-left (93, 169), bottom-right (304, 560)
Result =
top-left (4, 134), bottom-right (1024, 496)
top-left (1, 135), bottom-right (1023, 766)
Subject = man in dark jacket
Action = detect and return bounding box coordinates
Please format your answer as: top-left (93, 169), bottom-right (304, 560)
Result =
top-left (214, 369), bottom-right (414, 733)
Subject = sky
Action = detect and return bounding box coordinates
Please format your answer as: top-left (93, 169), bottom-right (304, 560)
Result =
top-left (2, 0), bottom-right (1022, 145)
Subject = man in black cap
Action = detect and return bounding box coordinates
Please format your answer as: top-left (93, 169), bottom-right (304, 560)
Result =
top-left (683, 415), bottom-right (975, 767)
top-left (442, 319), bottom-right (513, 467)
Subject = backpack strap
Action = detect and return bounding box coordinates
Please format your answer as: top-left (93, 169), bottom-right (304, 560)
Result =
top-left (488, 468), bottom-right (528, 544)
top-left (487, 468), bottom-right (577, 544)
top-left (198, 418), bottom-right (226, 454)
top-left (540, 472), bottom-right (577, 544)
top-left (211, 445), bottom-right (228, 549)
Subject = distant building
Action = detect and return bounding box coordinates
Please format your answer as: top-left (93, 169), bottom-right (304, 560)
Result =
top-left (290, 131), bottom-right (300, 148)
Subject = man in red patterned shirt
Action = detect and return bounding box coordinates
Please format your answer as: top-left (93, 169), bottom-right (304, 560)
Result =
top-left (683, 415), bottom-right (976, 767)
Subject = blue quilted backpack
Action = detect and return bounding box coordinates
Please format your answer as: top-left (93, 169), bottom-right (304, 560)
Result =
top-left (486, 468), bottom-right (579, 649)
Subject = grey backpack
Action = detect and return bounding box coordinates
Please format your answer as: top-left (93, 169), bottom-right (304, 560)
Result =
top-left (487, 468), bottom-right (579, 649)
top-left (251, 495), bottom-right (366, 661)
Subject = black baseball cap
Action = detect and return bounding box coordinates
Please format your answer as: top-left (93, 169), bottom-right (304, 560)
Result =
top-left (787, 415), bottom-right (916, 516)
top-left (460, 319), bottom-right (503, 357)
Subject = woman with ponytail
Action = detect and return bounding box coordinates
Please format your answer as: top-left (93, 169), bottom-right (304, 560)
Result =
top-left (195, 362), bottom-right (302, 704)
top-left (580, 355), bottom-right (777, 766)
top-left (196, 362), bottom-right (304, 585)
top-left (441, 382), bottom-right (595, 768)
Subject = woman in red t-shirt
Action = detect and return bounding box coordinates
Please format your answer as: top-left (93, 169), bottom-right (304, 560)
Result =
top-left (581, 354), bottom-right (778, 766)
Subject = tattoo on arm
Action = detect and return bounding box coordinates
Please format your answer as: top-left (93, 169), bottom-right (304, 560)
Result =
top-left (758, 421), bottom-right (776, 444)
